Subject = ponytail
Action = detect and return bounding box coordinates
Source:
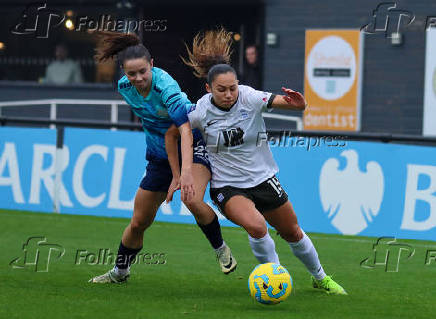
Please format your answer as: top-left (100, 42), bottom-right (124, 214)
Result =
top-left (182, 27), bottom-right (236, 84)
top-left (94, 31), bottom-right (151, 65)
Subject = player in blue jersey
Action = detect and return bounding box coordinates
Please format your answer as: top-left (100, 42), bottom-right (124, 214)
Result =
top-left (89, 32), bottom-right (236, 284)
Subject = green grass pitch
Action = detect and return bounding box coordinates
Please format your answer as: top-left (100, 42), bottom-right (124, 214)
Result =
top-left (1, 209), bottom-right (435, 319)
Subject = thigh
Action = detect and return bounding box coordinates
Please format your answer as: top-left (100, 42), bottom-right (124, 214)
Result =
top-left (131, 188), bottom-right (166, 227)
top-left (190, 163), bottom-right (211, 202)
top-left (223, 195), bottom-right (267, 235)
top-left (263, 200), bottom-right (302, 242)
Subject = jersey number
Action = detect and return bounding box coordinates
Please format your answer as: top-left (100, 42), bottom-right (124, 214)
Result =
top-left (222, 128), bottom-right (244, 147)
top-left (267, 176), bottom-right (284, 197)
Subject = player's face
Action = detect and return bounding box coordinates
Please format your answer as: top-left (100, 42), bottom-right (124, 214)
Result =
top-left (207, 72), bottom-right (239, 109)
top-left (123, 58), bottom-right (153, 92)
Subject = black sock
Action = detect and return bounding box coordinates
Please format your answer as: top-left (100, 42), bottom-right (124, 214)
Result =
top-left (197, 214), bottom-right (224, 249)
top-left (116, 242), bottom-right (142, 269)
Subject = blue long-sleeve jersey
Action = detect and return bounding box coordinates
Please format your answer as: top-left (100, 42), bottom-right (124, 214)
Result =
top-left (118, 67), bottom-right (192, 160)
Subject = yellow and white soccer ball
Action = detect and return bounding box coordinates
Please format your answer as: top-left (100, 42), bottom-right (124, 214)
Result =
top-left (248, 263), bottom-right (292, 305)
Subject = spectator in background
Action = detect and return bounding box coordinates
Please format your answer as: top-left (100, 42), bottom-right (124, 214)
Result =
top-left (239, 44), bottom-right (261, 89)
top-left (44, 44), bottom-right (83, 84)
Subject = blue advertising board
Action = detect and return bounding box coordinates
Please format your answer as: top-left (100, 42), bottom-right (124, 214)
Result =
top-left (1, 127), bottom-right (435, 240)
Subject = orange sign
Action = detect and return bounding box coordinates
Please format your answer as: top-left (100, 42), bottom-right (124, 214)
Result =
top-left (303, 30), bottom-right (364, 131)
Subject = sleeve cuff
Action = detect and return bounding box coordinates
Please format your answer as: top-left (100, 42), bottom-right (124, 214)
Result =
top-left (173, 115), bottom-right (189, 128)
top-left (266, 94), bottom-right (276, 109)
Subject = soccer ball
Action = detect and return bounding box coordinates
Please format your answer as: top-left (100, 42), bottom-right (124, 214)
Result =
top-left (248, 263), bottom-right (292, 305)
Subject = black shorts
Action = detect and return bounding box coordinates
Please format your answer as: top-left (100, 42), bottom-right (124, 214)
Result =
top-left (210, 176), bottom-right (289, 214)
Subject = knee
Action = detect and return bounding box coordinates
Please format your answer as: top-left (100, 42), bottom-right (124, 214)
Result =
top-left (130, 219), bottom-right (150, 234)
top-left (246, 223), bottom-right (268, 239)
top-left (182, 198), bottom-right (202, 213)
top-left (279, 224), bottom-right (303, 242)
top-left (183, 199), bottom-right (214, 225)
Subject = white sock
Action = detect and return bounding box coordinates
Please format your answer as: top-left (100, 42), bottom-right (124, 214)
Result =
top-left (214, 241), bottom-right (226, 252)
top-left (113, 265), bottom-right (129, 276)
top-left (248, 232), bottom-right (280, 264)
top-left (289, 230), bottom-right (326, 280)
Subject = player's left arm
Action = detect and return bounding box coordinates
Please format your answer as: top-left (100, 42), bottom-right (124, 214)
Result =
top-left (270, 87), bottom-right (307, 111)
top-left (165, 124), bottom-right (182, 203)
top-left (162, 86), bottom-right (195, 202)
top-left (175, 122), bottom-right (195, 203)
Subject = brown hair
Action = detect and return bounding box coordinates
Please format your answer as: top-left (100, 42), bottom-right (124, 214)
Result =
top-left (182, 27), bottom-right (236, 83)
top-left (94, 31), bottom-right (151, 65)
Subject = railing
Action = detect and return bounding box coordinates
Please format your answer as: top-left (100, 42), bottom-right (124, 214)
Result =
top-left (1, 99), bottom-right (435, 145)
top-left (0, 99), bottom-right (304, 130)
top-left (1, 116), bottom-right (436, 145)
top-left (0, 99), bottom-right (127, 129)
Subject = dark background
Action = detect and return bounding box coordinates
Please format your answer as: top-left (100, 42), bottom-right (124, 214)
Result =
top-left (0, 0), bottom-right (435, 134)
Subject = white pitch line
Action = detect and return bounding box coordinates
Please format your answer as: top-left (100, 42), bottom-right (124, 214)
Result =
top-left (309, 235), bottom-right (436, 248)
top-left (152, 223), bottom-right (436, 248)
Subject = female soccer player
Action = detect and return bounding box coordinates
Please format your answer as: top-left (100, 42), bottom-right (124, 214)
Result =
top-left (89, 32), bottom-right (236, 283)
top-left (165, 29), bottom-right (347, 295)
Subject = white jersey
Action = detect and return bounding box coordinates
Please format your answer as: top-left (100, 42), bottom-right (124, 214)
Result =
top-left (188, 85), bottom-right (279, 188)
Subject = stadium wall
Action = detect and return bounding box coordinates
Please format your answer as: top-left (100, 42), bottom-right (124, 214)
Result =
top-left (263, 0), bottom-right (436, 135)
top-left (1, 126), bottom-right (435, 241)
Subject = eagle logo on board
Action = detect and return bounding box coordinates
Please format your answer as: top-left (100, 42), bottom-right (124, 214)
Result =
top-left (319, 149), bottom-right (384, 235)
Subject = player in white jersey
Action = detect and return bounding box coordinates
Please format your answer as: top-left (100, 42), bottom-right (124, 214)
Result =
top-left (165, 28), bottom-right (347, 295)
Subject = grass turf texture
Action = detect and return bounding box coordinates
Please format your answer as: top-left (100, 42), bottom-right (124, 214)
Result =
top-left (1, 209), bottom-right (435, 319)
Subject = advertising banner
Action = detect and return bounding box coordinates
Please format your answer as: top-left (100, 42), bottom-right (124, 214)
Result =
top-left (423, 28), bottom-right (436, 136)
top-left (304, 30), bottom-right (364, 131)
top-left (1, 127), bottom-right (435, 240)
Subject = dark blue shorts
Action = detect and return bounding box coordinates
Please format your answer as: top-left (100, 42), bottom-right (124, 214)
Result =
top-left (139, 135), bottom-right (211, 193)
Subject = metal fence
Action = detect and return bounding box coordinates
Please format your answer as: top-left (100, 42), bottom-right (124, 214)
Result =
top-left (0, 98), bottom-right (304, 130)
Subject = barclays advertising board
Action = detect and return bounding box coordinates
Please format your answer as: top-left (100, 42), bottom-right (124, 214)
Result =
top-left (0, 127), bottom-right (435, 241)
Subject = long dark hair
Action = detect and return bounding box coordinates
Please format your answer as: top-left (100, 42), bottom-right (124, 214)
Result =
top-left (94, 31), bottom-right (151, 65)
top-left (182, 27), bottom-right (236, 84)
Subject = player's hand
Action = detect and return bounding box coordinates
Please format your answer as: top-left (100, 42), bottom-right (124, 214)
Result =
top-left (180, 169), bottom-right (195, 203)
top-left (281, 87), bottom-right (307, 109)
top-left (166, 177), bottom-right (181, 203)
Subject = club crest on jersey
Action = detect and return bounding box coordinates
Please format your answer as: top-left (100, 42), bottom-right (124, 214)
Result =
top-left (156, 108), bottom-right (168, 117)
top-left (239, 109), bottom-right (249, 120)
